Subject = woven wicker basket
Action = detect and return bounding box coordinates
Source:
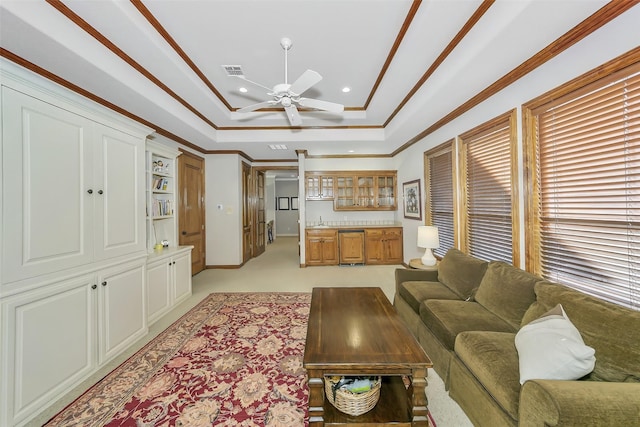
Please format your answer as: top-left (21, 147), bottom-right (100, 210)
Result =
top-left (325, 377), bottom-right (381, 416)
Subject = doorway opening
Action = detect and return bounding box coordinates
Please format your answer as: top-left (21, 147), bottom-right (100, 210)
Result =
top-left (251, 166), bottom-right (299, 262)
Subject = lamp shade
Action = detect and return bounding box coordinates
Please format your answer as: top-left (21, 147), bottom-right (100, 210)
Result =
top-left (417, 226), bottom-right (439, 249)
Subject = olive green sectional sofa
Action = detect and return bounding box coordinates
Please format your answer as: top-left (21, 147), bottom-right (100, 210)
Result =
top-left (394, 248), bottom-right (640, 426)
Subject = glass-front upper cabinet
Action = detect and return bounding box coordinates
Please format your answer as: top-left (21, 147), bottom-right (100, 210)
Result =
top-left (334, 176), bottom-right (355, 208)
top-left (305, 171), bottom-right (397, 211)
top-left (305, 174), bottom-right (334, 200)
top-left (377, 175), bottom-right (395, 208)
top-left (356, 176), bottom-right (375, 208)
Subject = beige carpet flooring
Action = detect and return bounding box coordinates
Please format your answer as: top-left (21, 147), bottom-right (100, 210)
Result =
top-left (29, 236), bottom-right (472, 427)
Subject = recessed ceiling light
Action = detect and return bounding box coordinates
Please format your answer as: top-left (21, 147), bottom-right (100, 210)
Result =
top-left (342, 87), bottom-right (351, 93)
top-left (239, 87), bottom-right (248, 93)
top-left (348, 149), bottom-right (355, 153)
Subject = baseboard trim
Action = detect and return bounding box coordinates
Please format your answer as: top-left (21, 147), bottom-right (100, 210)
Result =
top-left (206, 264), bottom-right (242, 269)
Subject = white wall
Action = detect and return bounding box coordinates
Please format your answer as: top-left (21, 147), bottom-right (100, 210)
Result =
top-left (393, 8), bottom-right (640, 266)
top-left (275, 179), bottom-right (299, 236)
top-left (205, 153), bottom-right (242, 266)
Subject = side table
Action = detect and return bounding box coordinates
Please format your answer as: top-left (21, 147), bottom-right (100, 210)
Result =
top-left (409, 258), bottom-right (438, 271)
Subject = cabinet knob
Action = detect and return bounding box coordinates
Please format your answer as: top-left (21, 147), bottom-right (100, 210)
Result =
top-left (173, 261), bottom-right (176, 265)
top-left (91, 284), bottom-right (97, 290)
top-left (87, 189), bottom-right (93, 194)
top-left (98, 190), bottom-right (104, 195)
top-left (182, 231), bottom-right (187, 235)
top-left (101, 281), bottom-right (107, 286)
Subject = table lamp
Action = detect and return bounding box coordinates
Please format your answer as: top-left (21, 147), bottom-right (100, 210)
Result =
top-left (417, 225), bottom-right (439, 266)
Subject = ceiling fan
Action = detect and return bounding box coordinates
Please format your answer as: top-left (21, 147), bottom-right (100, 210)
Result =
top-left (227, 37), bottom-right (344, 126)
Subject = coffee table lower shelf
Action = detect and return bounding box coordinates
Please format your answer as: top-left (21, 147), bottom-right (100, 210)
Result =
top-left (320, 376), bottom-right (418, 426)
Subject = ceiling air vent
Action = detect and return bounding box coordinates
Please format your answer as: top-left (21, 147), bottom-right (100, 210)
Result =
top-left (222, 65), bottom-right (244, 77)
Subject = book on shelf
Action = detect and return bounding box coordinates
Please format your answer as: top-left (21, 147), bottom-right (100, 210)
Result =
top-left (151, 198), bottom-right (173, 217)
top-left (153, 177), bottom-right (170, 191)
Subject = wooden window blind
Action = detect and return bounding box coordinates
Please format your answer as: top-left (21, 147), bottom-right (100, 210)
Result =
top-left (426, 144), bottom-right (455, 258)
top-left (461, 112), bottom-right (516, 263)
top-left (534, 67), bottom-right (640, 309)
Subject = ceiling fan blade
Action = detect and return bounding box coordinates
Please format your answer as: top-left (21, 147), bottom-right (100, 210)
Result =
top-left (289, 69), bottom-right (322, 96)
top-left (284, 104), bottom-right (302, 126)
top-left (234, 76), bottom-right (273, 93)
top-left (298, 97), bottom-right (344, 113)
top-left (236, 100), bottom-right (275, 113)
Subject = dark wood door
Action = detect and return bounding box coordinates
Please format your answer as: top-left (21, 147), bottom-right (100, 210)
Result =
top-left (178, 151), bottom-right (205, 274)
top-left (242, 162), bottom-right (252, 264)
top-left (254, 170), bottom-right (266, 257)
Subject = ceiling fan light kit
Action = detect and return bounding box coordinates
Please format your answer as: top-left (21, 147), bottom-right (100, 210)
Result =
top-left (229, 37), bottom-right (344, 126)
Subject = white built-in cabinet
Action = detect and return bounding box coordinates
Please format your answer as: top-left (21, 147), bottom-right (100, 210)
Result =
top-left (0, 260), bottom-right (146, 425)
top-left (144, 140), bottom-right (192, 326)
top-left (0, 63), bottom-right (152, 426)
top-left (1, 88), bottom-right (147, 283)
top-left (146, 248), bottom-right (192, 325)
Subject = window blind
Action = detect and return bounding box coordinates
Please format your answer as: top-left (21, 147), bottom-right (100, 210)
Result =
top-left (536, 69), bottom-right (640, 309)
top-left (463, 121), bottom-right (514, 263)
top-left (427, 146), bottom-right (454, 258)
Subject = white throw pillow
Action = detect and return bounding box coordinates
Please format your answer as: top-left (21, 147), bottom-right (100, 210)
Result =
top-left (515, 304), bottom-right (596, 385)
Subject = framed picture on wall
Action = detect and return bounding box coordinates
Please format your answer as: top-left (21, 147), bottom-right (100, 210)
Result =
top-left (403, 179), bottom-right (422, 220)
top-left (291, 197), bottom-right (299, 210)
top-left (278, 197), bottom-right (290, 210)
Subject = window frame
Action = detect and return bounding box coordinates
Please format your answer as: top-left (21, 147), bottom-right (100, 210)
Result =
top-left (458, 110), bottom-right (520, 263)
top-left (523, 57), bottom-right (640, 309)
top-left (424, 140), bottom-right (458, 258)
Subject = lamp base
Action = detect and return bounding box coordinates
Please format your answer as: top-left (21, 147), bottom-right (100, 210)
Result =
top-left (421, 248), bottom-right (437, 266)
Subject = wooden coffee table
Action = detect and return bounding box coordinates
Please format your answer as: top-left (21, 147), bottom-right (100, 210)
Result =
top-left (303, 287), bottom-right (432, 426)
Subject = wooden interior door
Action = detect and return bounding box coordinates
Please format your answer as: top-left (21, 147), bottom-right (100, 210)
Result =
top-left (242, 162), bottom-right (252, 264)
top-left (178, 151), bottom-right (205, 274)
top-left (254, 170), bottom-right (266, 257)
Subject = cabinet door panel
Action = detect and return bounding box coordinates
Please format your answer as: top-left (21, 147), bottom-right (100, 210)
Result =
top-left (385, 229), bottom-right (404, 263)
top-left (95, 125), bottom-right (145, 260)
top-left (98, 261), bottom-right (146, 364)
top-left (306, 235), bottom-right (324, 265)
top-left (1, 88), bottom-right (93, 282)
top-left (339, 232), bottom-right (364, 264)
top-left (321, 236), bottom-right (339, 264)
top-left (173, 252), bottom-right (192, 304)
top-left (0, 275), bottom-right (95, 426)
top-left (364, 230), bottom-right (384, 264)
top-left (146, 260), bottom-right (171, 325)
top-left (306, 176), bottom-right (320, 199)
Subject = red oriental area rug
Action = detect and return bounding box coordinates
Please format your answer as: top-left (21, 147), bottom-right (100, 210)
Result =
top-left (45, 293), bottom-right (312, 426)
top-left (45, 292), bottom-right (436, 426)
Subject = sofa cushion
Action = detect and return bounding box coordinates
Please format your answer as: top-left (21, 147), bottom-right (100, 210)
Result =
top-left (437, 248), bottom-right (488, 300)
top-left (398, 280), bottom-right (461, 313)
top-left (420, 300), bottom-right (515, 351)
top-left (474, 261), bottom-right (540, 330)
top-left (522, 281), bottom-right (640, 383)
top-left (515, 304), bottom-right (596, 384)
top-left (454, 331), bottom-right (522, 420)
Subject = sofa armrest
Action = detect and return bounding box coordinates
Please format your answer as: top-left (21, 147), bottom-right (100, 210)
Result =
top-left (394, 268), bottom-right (439, 292)
top-left (519, 379), bottom-right (640, 426)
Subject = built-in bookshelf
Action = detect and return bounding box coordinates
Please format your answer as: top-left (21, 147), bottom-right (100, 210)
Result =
top-left (146, 140), bottom-right (181, 252)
